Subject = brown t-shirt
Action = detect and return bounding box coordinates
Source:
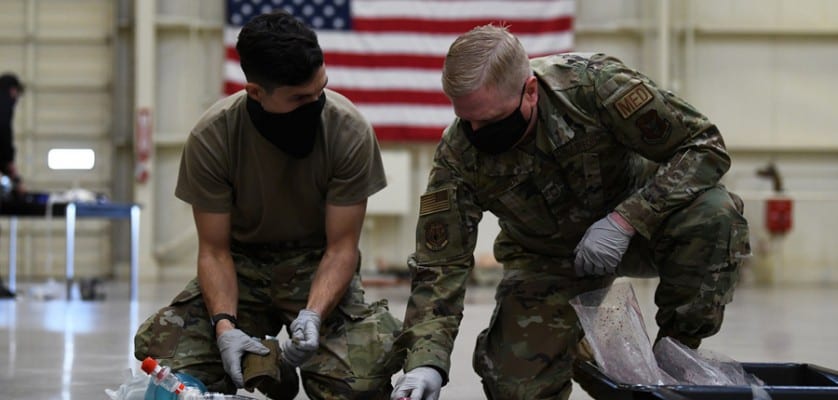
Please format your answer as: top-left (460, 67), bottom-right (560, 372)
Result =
top-left (175, 89), bottom-right (386, 244)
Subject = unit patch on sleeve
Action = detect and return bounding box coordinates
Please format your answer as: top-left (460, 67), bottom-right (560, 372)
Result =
top-left (424, 219), bottom-right (449, 251)
top-left (419, 188), bottom-right (451, 216)
top-left (614, 83), bottom-right (653, 119)
top-left (636, 109), bottom-right (672, 144)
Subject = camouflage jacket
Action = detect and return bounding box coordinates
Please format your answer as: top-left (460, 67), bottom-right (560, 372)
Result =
top-left (400, 53), bottom-right (731, 378)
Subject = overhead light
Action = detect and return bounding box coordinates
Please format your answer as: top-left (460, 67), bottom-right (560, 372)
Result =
top-left (47, 148), bottom-right (95, 170)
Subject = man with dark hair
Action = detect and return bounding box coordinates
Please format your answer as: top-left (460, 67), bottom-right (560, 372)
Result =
top-left (0, 72), bottom-right (25, 298)
top-left (134, 10), bottom-right (403, 399)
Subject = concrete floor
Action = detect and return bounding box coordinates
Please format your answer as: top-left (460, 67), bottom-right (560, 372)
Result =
top-left (1, 277), bottom-right (838, 400)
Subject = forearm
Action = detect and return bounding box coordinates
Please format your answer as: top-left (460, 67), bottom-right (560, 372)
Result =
top-left (615, 128), bottom-right (730, 238)
top-left (402, 256), bottom-right (472, 381)
top-left (305, 247), bottom-right (358, 317)
top-left (197, 252), bottom-right (238, 333)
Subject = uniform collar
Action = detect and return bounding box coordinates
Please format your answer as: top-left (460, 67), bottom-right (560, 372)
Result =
top-left (535, 81), bottom-right (561, 155)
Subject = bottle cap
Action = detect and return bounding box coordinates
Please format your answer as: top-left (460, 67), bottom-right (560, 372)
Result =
top-left (141, 357), bottom-right (159, 374)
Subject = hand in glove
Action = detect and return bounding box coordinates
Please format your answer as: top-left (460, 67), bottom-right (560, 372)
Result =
top-left (391, 366), bottom-right (443, 400)
top-left (574, 212), bottom-right (635, 276)
top-left (217, 328), bottom-right (271, 388)
top-left (280, 309), bottom-right (321, 367)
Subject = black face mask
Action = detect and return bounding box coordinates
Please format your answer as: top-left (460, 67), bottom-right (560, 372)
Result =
top-left (462, 84), bottom-right (532, 155)
top-left (246, 92), bottom-right (326, 158)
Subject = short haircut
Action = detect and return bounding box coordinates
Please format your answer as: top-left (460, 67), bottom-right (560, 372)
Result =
top-left (235, 10), bottom-right (324, 92)
top-left (442, 25), bottom-right (531, 99)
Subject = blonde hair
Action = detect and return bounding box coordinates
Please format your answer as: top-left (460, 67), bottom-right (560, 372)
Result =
top-left (442, 25), bottom-right (531, 98)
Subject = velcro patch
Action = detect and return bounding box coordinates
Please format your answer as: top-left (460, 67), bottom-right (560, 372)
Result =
top-left (419, 189), bottom-right (451, 216)
top-left (636, 109), bottom-right (671, 144)
top-left (423, 220), bottom-right (449, 251)
top-left (614, 83), bottom-right (653, 119)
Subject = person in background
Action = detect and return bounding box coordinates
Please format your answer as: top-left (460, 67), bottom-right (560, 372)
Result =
top-left (392, 25), bottom-right (750, 400)
top-left (0, 72), bottom-right (25, 299)
top-left (134, 10), bottom-right (403, 399)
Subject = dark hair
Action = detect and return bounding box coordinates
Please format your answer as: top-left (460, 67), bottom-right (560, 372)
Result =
top-left (235, 10), bottom-right (323, 91)
top-left (0, 73), bottom-right (24, 93)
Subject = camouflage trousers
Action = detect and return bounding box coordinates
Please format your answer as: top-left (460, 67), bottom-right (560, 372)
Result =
top-left (134, 245), bottom-right (404, 400)
top-left (474, 186), bottom-right (750, 399)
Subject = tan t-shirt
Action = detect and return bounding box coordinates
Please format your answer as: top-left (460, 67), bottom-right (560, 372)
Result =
top-left (175, 88), bottom-right (386, 244)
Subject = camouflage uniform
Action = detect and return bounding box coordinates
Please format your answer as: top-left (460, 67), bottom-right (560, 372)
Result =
top-left (135, 243), bottom-right (403, 399)
top-left (135, 89), bottom-right (405, 400)
top-left (399, 53), bottom-right (750, 399)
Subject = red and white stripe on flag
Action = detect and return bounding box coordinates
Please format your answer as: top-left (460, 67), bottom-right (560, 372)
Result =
top-left (224, 0), bottom-right (575, 141)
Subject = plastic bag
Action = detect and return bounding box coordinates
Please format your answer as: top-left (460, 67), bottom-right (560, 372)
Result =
top-left (653, 337), bottom-right (772, 399)
top-left (654, 336), bottom-right (758, 386)
top-left (144, 372), bottom-right (207, 400)
top-left (572, 282), bottom-right (772, 399)
top-left (106, 367), bottom-right (257, 400)
top-left (570, 282), bottom-right (674, 385)
top-left (105, 368), bottom-right (152, 400)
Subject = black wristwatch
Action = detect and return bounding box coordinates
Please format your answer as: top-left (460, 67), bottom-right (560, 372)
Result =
top-left (210, 313), bottom-right (238, 327)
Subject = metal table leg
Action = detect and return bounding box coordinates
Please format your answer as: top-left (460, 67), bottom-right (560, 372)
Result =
top-left (9, 216), bottom-right (18, 293)
top-left (65, 203), bottom-right (76, 300)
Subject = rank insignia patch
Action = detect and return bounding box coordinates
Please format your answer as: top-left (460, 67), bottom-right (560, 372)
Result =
top-left (424, 220), bottom-right (449, 251)
top-left (419, 189), bottom-right (451, 216)
top-left (636, 109), bottom-right (671, 144)
top-left (614, 83), bottom-right (653, 119)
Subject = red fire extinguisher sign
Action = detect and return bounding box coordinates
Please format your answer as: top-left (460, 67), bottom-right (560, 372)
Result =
top-left (765, 197), bottom-right (792, 234)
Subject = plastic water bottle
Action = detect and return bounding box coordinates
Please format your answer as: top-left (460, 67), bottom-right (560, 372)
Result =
top-left (139, 356), bottom-right (258, 400)
top-left (141, 357), bottom-right (205, 400)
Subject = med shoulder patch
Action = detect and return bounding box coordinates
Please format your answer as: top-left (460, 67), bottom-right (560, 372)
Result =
top-left (614, 83), bottom-right (653, 119)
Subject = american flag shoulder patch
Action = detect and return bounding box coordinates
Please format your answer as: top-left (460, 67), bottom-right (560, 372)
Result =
top-left (419, 189), bottom-right (451, 216)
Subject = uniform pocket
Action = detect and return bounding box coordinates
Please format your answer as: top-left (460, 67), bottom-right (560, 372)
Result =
top-left (339, 299), bottom-right (404, 389)
top-left (491, 180), bottom-right (558, 236)
top-left (560, 152), bottom-right (606, 212)
top-left (135, 280), bottom-right (203, 360)
top-left (729, 221), bottom-right (751, 260)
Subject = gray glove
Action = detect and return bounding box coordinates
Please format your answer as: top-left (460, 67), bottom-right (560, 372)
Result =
top-left (391, 367), bottom-right (443, 400)
top-left (280, 309), bottom-right (321, 367)
top-left (574, 212), bottom-right (634, 276)
top-left (217, 328), bottom-right (270, 388)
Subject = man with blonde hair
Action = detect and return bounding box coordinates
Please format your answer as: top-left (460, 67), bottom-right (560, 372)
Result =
top-left (392, 25), bottom-right (750, 399)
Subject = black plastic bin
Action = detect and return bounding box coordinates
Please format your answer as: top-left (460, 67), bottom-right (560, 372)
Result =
top-left (573, 360), bottom-right (838, 400)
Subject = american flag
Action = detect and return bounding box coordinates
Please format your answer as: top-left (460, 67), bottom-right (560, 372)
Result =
top-left (225, 0), bottom-right (575, 141)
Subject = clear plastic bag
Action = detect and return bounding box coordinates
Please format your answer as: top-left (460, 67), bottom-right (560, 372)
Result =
top-left (654, 336), bottom-right (757, 386)
top-left (654, 337), bottom-right (771, 399)
top-left (105, 369), bottom-right (152, 400)
top-left (570, 282), bottom-right (674, 385)
top-left (105, 366), bottom-right (258, 400)
top-left (571, 282), bottom-right (772, 399)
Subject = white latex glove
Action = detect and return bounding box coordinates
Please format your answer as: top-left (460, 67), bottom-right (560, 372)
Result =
top-left (280, 309), bottom-right (321, 367)
top-left (391, 367), bottom-right (443, 400)
top-left (574, 212), bottom-right (635, 276)
top-left (217, 328), bottom-right (270, 388)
